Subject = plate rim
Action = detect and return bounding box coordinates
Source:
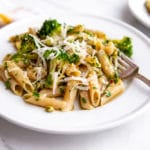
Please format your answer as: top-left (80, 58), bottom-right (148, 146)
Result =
top-left (0, 14), bottom-right (150, 134)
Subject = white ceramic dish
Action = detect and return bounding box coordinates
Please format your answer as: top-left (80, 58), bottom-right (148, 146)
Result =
top-left (0, 14), bottom-right (150, 134)
top-left (128, 0), bottom-right (150, 28)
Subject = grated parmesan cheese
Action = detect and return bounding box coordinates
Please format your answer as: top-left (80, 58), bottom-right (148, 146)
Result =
top-left (52, 72), bottom-right (59, 95)
top-left (59, 76), bottom-right (88, 85)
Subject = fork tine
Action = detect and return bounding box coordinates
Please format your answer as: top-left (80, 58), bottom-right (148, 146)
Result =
top-left (118, 53), bottom-right (150, 85)
top-left (118, 57), bottom-right (129, 68)
top-left (117, 52), bottom-right (139, 79)
top-left (120, 53), bottom-right (136, 67)
top-left (118, 64), bottom-right (126, 71)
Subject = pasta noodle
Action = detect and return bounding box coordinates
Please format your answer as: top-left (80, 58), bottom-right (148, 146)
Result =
top-left (79, 91), bottom-right (93, 110)
top-left (23, 93), bottom-right (66, 110)
top-left (65, 64), bottom-right (81, 77)
top-left (63, 80), bottom-right (78, 111)
top-left (5, 61), bottom-right (34, 92)
top-left (88, 71), bottom-right (101, 107)
top-left (97, 50), bottom-right (115, 78)
top-left (0, 65), bottom-right (23, 96)
top-left (101, 79), bottom-right (124, 105)
top-left (0, 19), bottom-right (130, 112)
top-left (39, 88), bottom-right (63, 97)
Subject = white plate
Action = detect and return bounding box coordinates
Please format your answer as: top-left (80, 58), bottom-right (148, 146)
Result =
top-left (0, 14), bottom-right (150, 134)
top-left (128, 0), bottom-right (150, 28)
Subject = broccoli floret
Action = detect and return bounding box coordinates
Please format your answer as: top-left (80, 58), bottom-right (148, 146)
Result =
top-left (20, 34), bottom-right (37, 52)
top-left (43, 49), bottom-right (58, 60)
top-left (11, 34), bottom-right (38, 64)
top-left (57, 50), bottom-right (80, 64)
top-left (69, 53), bottom-right (80, 64)
top-left (112, 37), bottom-right (133, 57)
top-left (38, 19), bottom-right (61, 39)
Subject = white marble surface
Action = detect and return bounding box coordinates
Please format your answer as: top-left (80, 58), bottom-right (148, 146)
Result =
top-left (0, 0), bottom-right (150, 149)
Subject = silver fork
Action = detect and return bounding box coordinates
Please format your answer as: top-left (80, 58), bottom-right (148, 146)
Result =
top-left (118, 52), bottom-right (150, 86)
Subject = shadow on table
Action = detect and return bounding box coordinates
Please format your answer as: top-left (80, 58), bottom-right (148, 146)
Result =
top-left (0, 112), bottom-right (147, 150)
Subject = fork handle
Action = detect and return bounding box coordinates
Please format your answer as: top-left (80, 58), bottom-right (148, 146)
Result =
top-left (135, 73), bottom-right (150, 86)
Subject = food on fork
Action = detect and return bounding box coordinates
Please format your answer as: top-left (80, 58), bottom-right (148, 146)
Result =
top-left (0, 19), bottom-right (133, 112)
top-left (145, 0), bottom-right (150, 14)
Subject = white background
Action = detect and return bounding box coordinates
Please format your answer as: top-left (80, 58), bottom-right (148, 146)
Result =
top-left (0, 0), bottom-right (150, 149)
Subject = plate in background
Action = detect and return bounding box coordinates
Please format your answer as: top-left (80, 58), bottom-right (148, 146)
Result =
top-left (128, 0), bottom-right (150, 28)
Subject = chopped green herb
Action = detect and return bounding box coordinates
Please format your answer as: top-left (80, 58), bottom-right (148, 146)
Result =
top-left (114, 71), bottom-right (119, 78)
top-left (67, 25), bottom-right (83, 34)
top-left (108, 71), bottom-right (119, 84)
top-left (67, 27), bottom-right (80, 34)
top-left (67, 26), bottom-right (73, 34)
top-left (69, 54), bottom-right (80, 64)
top-left (85, 56), bottom-right (101, 68)
top-left (102, 39), bottom-right (110, 45)
top-left (84, 30), bottom-right (93, 37)
top-left (33, 91), bottom-right (40, 98)
top-left (4, 62), bottom-right (8, 69)
top-left (68, 39), bottom-right (74, 43)
top-left (93, 86), bottom-right (97, 89)
top-left (72, 31), bottom-right (80, 34)
top-left (104, 90), bottom-right (111, 97)
top-left (114, 71), bottom-right (119, 83)
top-left (23, 58), bottom-right (29, 65)
top-left (45, 74), bottom-right (53, 87)
top-left (81, 97), bottom-right (87, 103)
top-left (5, 78), bottom-right (11, 89)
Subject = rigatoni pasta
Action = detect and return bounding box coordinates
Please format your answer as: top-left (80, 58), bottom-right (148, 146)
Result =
top-left (5, 61), bottom-right (34, 93)
top-left (0, 65), bottom-right (23, 96)
top-left (63, 80), bottom-right (79, 111)
top-left (23, 93), bottom-right (66, 110)
top-left (97, 50), bottom-right (115, 78)
top-left (79, 91), bottom-right (93, 110)
top-left (0, 19), bottom-right (133, 112)
top-left (101, 79), bottom-right (124, 105)
top-left (88, 71), bottom-right (101, 107)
